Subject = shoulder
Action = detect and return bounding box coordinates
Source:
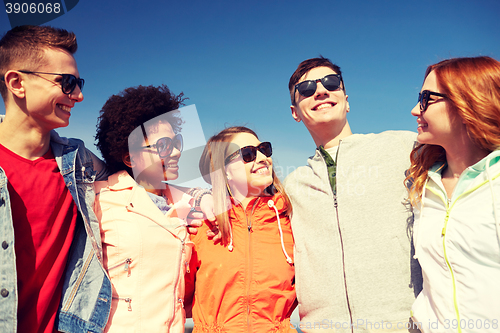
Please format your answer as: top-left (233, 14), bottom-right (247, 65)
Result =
top-left (346, 130), bottom-right (416, 144)
top-left (284, 150), bottom-right (323, 180)
top-left (284, 164), bottom-right (315, 190)
top-left (284, 149), bottom-right (328, 190)
top-left (50, 130), bottom-right (89, 157)
top-left (95, 170), bottom-right (134, 193)
top-left (50, 130), bottom-right (108, 179)
top-left (341, 130), bottom-right (416, 152)
top-left (267, 192), bottom-right (288, 211)
top-left (375, 130), bottom-right (417, 148)
top-left (50, 130), bottom-right (84, 146)
top-left (379, 130), bottom-right (417, 142)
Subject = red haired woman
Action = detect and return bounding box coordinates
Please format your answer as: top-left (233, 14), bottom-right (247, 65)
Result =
top-left (407, 56), bottom-right (500, 333)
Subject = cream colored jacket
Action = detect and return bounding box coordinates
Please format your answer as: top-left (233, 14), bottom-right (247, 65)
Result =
top-left (412, 150), bottom-right (500, 333)
top-left (94, 171), bottom-right (193, 333)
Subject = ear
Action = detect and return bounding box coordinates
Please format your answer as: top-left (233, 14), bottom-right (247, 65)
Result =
top-left (4, 71), bottom-right (26, 99)
top-left (122, 153), bottom-right (134, 168)
top-left (346, 95), bottom-right (350, 113)
top-left (291, 105), bottom-right (302, 123)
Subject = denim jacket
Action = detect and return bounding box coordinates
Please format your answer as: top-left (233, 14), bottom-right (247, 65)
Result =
top-left (0, 129), bottom-right (112, 333)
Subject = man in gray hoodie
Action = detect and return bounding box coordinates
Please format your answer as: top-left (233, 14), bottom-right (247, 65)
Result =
top-left (283, 57), bottom-right (422, 333)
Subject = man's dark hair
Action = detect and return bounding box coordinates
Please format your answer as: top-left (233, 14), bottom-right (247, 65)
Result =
top-left (288, 56), bottom-right (344, 105)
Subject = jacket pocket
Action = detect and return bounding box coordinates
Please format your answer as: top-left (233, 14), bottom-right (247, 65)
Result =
top-left (108, 257), bottom-right (133, 277)
top-left (112, 296), bottom-right (133, 311)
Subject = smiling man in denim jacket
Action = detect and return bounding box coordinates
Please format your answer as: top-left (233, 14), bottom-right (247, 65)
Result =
top-left (0, 25), bottom-right (111, 333)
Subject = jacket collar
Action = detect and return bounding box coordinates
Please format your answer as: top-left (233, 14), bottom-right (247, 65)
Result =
top-left (229, 192), bottom-right (287, 218)
top-left (103, 170), bottom-right (187, 237)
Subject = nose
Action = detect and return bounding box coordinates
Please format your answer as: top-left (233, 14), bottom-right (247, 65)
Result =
top-left (169, 145), bottom-right (182, 159)
top-left (254, 149), bottom-right (269, 164)
top-left (314, 81), bottom-right (328, 96)
top-left (70, 85), bottom-right (84, 102)
top-left (411, 103), bottom-right (421, 117)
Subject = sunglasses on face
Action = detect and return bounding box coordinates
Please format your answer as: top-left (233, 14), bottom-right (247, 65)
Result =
top-left (418, 90), bottom-right (447, 112)
top-left (140, 133), bottom-right (183, 158)
top-left (225, 141), bottom-right (272, 165)
top-left (18, 70), bottom-right (85, 95)
top-left (294, 74), bottom-right (343, 98)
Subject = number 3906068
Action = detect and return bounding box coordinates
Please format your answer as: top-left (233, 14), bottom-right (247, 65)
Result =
top-left (5, 3), bottom-right (61, 14)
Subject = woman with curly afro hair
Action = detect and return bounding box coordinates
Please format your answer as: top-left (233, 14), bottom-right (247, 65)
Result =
top-left (94, 85), bottom-right (209, 333)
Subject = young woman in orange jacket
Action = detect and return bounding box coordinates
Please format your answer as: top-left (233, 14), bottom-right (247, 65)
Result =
top-left (186, 126), bottom-right (297, 332)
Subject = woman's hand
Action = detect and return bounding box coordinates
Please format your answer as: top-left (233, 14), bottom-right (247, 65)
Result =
top-left (186, 211), bottom-right (203, 235)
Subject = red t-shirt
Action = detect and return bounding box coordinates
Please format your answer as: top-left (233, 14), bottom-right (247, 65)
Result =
top-left (0, 144), bottom-right (77, 333)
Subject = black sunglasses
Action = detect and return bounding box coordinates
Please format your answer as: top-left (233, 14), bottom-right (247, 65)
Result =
top-left (18, 70), bottom-right (84, 95)
top-left (225, 142), bottom-right (272, 164)
top-left (294, 74), bottom-right (343, 98)
top-left (418, 90), bottom-right (447, 112)
top-left (141, 133), bottom-right (183, 158)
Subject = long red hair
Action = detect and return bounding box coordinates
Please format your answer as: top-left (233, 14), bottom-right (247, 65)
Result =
top-left (406, 56), bottom-right (500, 205)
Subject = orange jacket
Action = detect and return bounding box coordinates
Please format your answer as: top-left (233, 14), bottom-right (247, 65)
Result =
top-left (186, 193), bottom-right (296, 333)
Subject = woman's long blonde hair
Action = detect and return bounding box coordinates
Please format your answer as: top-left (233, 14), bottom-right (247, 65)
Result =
top-left (199, 126), bottom-right (292, 246)
top-left (406, 56), bottom-right (500, 205)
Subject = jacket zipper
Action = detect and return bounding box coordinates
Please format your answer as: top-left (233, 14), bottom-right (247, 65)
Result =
top-left (108, 258), bottom-right (132, 276)
top-left (424, 173), bottom-right (497, 333)
top-left (172, 238), bottom-right (185, 324)
top-left (428, 178), bottom-right (477, 333)
top-left (329, 141), bottom-right (354, 332)
top-left (245, 199), bottom-right (259, 332)
top-left (109, 258), bottom-right (133, 312)
top-left (113, 297), bottom-right (132, 311)
top-left (441, 197), bottom-right (462, 333)
top-left (334, 194), bottom-right (354, 333)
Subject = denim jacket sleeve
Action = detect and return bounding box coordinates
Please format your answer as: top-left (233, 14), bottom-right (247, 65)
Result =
top-left (0, 167), bottom-right (17, 333)
top-left (51, 134), bottom-right (112, 333)
top-left (0, 131), bottom-right (111, 333)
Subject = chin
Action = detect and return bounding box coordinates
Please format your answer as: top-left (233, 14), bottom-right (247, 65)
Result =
top-left (164, 172), bottom-right (179, 182)
top-left (250, 181), bottom-right (273, 195)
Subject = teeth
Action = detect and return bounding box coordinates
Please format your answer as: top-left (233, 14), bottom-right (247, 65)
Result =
top-left (166, 164), bottom-right (177, 168)
top-left (58, 104), bottom-right (71, 112)
top-left (255, 168), bottom-right (268, 174)
top-left (316, 103), bottom-right (333, 110)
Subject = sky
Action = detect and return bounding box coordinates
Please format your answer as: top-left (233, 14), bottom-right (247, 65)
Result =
top-left (1, 0), bottom-right (500, 188)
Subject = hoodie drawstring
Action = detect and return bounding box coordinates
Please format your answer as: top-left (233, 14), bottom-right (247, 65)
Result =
top-left (485, 158), bottom-right (500, 248)
top-left (227, 222), bottom-right (234, 252)
top-left (268, 200), bottom-right (293, 264)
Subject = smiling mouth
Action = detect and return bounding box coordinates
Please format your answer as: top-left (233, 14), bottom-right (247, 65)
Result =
top-left (254, 166), bottom-right (270, 175)
top-left (313, 102), bottom-right (335, 110)
top-left (165, 163), bottom-right (178, 169)
top-left (57, 104), bottom-right (71, 113)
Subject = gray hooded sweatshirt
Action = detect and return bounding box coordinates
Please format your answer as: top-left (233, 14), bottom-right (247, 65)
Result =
top-left (284, 131), bottom-right (422, 333)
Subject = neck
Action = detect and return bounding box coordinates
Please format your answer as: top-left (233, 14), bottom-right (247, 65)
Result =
top-left (0, 113), bottom-right (52, 160)
top-left (135, 177), bottom-right (163, 196)
top-left (443, 142), bottom-right (490, 179)
top-left (311, 120), bottom-right (353, 149)
top-left (229, 186), bottom-right (262, 211)
top-left (239, 196), bottom-right (254, 210)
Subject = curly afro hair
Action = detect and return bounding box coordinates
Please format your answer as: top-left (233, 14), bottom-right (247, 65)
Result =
top-left (95, 84), bottom-right (186, 175)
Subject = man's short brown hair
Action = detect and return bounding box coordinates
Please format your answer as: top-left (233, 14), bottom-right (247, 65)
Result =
top-left (288, 56), bottom-right (344, 105)
top-left (0, 25), bottom-right (77, 99)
